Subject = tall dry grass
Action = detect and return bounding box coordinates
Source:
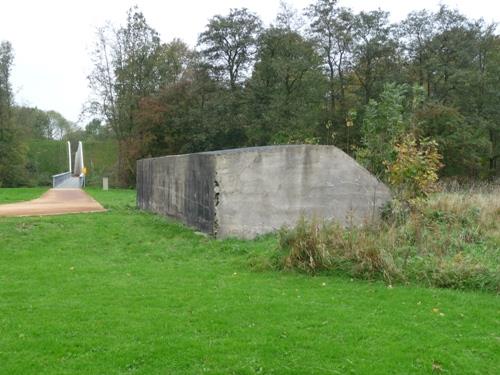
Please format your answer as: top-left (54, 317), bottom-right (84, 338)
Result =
top-left (430, 184), bottom-right (500, 238)
top-left (277, 183), bottom-right (500, 292)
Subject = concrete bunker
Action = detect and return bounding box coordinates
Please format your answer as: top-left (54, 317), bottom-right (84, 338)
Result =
top-left (136, 145), bottom-right (391, 239)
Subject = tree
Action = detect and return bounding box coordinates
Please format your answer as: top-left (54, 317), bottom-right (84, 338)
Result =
top-left (198, 8), bottom-right (262, 90)
top-left (465, 20), bottom-right (500, 178)
top-left (133, 41), bottom-right (223, 157)
top-left (84, 118), bottom-right (111, 140)
top-left (306, 0), bottom-right (357, 150)
top-left (87, 23), bottom-right (118, 140)
top-left (307, 0), bottom-right (353, 115)
top-left (113, 7), bottom-right (162, 137)
top-left (357, 83), bottom-right (408, 177)
top-left (480, 35), bottom-right (500, 178)
top-left (406, 7), bottom-right (499, 178)
top-left (136, 78), bottom-right (216, 157)
top-left (46, 110), bottom-right (73, 140)
top-left (0, 41), bottom-right (27, 186)
top-left (13, 106), bottom-right (50, 139)
top-left (398, 10), bottom-right (435, 90)
top-left (12, 106), bottom-right (72, 140)
top-left (352, 10), bottom-right (397, 104)
top-left (427, 6), bottom-right (474, 103)
top-left (247, 27), bottom-right (326, 144)
top-left (275, 1), bottom-right (304, 32)
top-left (157, 39), bottom-right (194, 85)
top-left (88, 7), bottom-right (163, 185)
top-left (415, 103), bottom-right (491, 177)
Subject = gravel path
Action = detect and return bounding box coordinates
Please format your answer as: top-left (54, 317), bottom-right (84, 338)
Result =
top-left (0, 189), bottom-right (106, 217)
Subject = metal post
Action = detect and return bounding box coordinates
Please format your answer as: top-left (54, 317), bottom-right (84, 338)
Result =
top-left (67, 141), bottom-right (72, 174)
top-left (79, 141), bottom-right (84, 171)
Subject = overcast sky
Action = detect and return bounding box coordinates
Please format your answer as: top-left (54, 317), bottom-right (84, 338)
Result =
top-left (1, 0), bottom-right (498, 124)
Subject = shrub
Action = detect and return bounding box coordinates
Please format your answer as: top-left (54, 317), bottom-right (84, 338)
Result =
top-left (385, 134), bottom-right (443, 206)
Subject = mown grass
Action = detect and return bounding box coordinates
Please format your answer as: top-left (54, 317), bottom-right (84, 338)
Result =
top-left (0, 187), bottom-right (48, 204)
top-left (0, 188), bottom-right (498, 374)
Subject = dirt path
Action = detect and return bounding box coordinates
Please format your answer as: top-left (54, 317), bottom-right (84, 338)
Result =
top-left (0, 189), bottom-right (106, 217)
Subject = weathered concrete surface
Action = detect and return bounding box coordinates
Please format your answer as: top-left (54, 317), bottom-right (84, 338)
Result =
top-left (214, 145), bottom-right (390, 238)
top-left (0, 189), bottom-right (106, 217)
top-left (137, 145), bottom-right (391, 238)
top-left (137, 154), bottom-right (216, 233)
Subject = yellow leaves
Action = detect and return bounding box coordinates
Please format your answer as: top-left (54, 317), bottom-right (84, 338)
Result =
top-left (385, 133), bottom-right (443, 206)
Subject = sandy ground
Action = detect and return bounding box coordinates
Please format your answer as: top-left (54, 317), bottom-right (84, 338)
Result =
top-left (0, 189), bottom-right (106, 217)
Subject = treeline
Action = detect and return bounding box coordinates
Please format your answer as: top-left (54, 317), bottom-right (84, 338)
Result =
top-left (87, 1), bottom-right (500, 186)
top-left (2, 1), bottom-right (499, 188)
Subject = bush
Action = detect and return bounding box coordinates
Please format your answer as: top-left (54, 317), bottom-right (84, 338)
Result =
top-left (385, 134), bottom-right (443, 206)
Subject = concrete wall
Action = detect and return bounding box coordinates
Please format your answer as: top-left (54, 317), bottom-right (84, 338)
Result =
top-left (137, 145), bottom-right (391, 238)
top-left (137, 153), bottom-right (216, 233)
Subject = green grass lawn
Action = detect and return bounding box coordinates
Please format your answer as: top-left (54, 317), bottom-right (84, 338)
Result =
top-left (0, 188), bottom-right (498, 374)
top-left (0, 187), bottom-right (48, 204)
